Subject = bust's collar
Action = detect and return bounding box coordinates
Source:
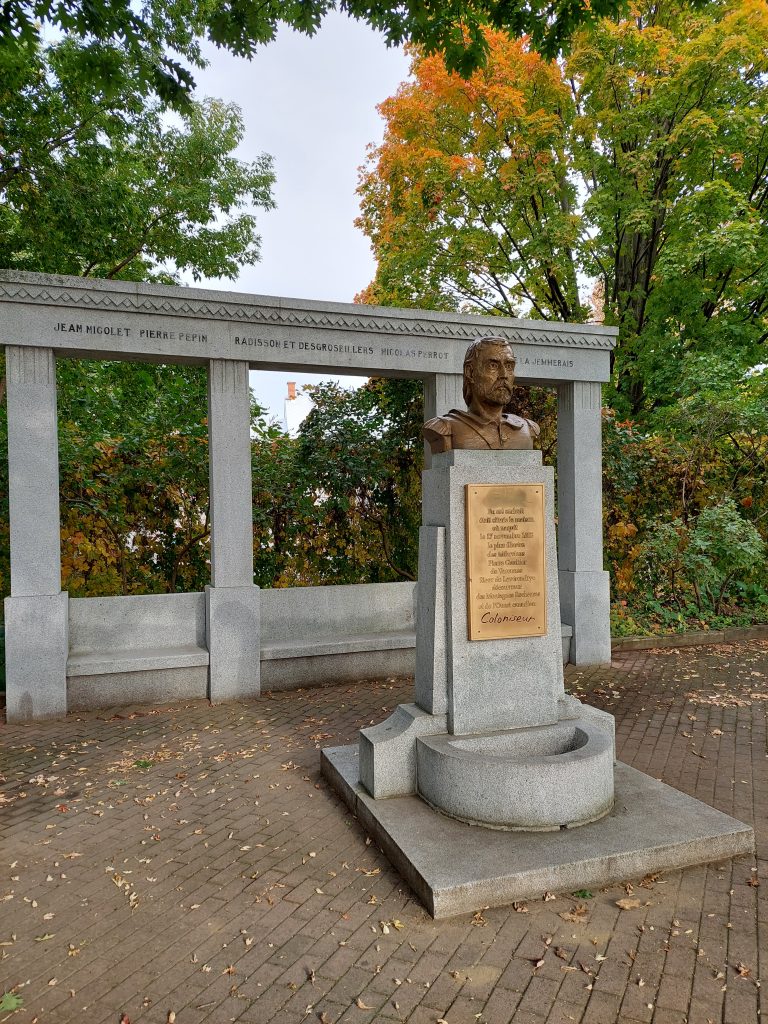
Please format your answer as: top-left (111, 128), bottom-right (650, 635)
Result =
top-left (450, 408), bottom-right (525, 430)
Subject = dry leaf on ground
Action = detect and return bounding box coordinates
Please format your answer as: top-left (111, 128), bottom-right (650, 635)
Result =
top-left (559, 904), bottom-right (588, 922)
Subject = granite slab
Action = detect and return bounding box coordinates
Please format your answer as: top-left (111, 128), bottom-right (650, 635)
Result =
top-left (321, 745), bottom-right (755, 919)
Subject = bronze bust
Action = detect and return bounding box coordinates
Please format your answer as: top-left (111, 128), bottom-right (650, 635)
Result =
top-left (424, 336), bottom-right (539, 454)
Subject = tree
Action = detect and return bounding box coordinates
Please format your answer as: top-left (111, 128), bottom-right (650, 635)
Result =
top-left (0, 39), bottom-right (275, 281)
top-left (356, 32), bottom-right (584, 321)
top-left (251, 378), bottom-right (424, 587)
top-left (570, 0), bottom-right (768, 411)
top-left (0, 39), bottom-right (277, 599)
top-left (357, 1), bottom-right (768, 417)
top-left (1, 0), bottom-right (632, 106)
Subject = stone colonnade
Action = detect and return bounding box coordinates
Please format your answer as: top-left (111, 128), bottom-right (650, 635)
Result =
top-left (1, 271), bottom-right (615, 721)
top-left (4, 354), bottom-right (609, 721)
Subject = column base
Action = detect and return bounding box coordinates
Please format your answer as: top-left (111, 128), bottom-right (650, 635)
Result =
top-left (559, 569), bottom-right (611, 665)
top-left (205, 585), bottom-right (260, 702)
top-left (4, 592), bottom-right (69, 721)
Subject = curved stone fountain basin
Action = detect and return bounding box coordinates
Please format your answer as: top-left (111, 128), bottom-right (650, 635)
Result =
top-left (416, 720), bottom-right (614, 831)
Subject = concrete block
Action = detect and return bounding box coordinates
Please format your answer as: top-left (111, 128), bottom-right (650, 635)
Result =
top-left (206, 584), bottom-right (260, 702)
top-left (559, 569), bottom-right (611, 665)
top-left (68, 666), bottom-right (208, 711)
top-left (260, 647), bottom-right (415, 692)
top-left (359, 703), bottom-right (448, 799)
top-left (259, 582), bottom-right (416, 644)
top-left (68, 592), bottom-right (206, 652)
top-left (5, 592), bottom-right (68, 721)
top-left (414, 526), bottom-right (447, 714)
top-left (321, 747), bottom-right (754, 919)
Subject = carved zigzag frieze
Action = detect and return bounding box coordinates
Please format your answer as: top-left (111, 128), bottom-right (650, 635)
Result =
top-left (0, 281), bottom-right (615, 350)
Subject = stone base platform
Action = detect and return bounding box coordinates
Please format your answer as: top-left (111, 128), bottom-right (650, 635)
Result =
top-left (321, 746), bottom-right (754, 920)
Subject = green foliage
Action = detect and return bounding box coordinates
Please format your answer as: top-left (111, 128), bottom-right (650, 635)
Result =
top-left (55, 360), bottom-right (212, 596)
top-left (358, 0), bottom-right (768, 417)
top-left (635, 499), bottom-right (765, 616)
top-left (0, 38), bottom-right (275, 282)
top-left (254, 378), bottom-right (424, 586)
top-left (604, 368), bottom-right (768, 634)
top-left (0, 0), bottom-right (630, 106)
top-left (0, 992), bottom-right (23, 1013)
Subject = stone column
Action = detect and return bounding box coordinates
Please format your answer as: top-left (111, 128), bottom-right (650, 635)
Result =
top-left (422, 373), bottom-right (463, 469)
top-left (205, 360), bottom-right (260, 701)
top-left (4, 346), bottom-right (69, 720)
top-left (556, 380), bottom-right (611, 665)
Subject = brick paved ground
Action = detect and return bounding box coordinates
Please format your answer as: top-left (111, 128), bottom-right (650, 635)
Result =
top-left (0, 639), bottom-right (765, 1024)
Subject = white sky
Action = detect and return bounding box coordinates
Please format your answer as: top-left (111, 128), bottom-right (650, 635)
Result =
top-left (188, 14), bottom-right (410, 426)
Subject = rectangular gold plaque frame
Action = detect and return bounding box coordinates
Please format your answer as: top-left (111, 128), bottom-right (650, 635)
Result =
top-left (465, 483), bottom-right (547, 641)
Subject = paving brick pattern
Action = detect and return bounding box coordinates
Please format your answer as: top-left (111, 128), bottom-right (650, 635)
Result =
top-left (0, 639), bottom-right (765, 1024)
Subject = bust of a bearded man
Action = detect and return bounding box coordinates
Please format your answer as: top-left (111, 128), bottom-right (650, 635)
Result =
top-left (423, 336), bottom-right (539, 454)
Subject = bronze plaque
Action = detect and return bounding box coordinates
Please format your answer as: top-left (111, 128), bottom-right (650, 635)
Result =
top-left (465, 483), bottom-right (547, 641)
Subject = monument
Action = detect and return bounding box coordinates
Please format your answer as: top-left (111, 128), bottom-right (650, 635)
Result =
top-left (321, 336), bottom-right (754, 919)
top-left (1, 270), bottom-right (619, 722)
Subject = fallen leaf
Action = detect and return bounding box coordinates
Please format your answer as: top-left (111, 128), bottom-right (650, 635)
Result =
top-left (512, 901), bottom-right (528, 913)
top-left (555, 947), bottom-right (570, 961)
top-left (355, 997), bottom-right (373, 1009)
top-left (543, 891), bottom-right (556, 901)
top-left (735, 962), bottom-right (751, 978)
top-left (35, 933), bottom-right (55, 942)
top-left (615, 898), bottom-right (642, 910)
top-left (559, 904), bottom-right (588, 923)
top-left (167, 1012), bottom-right (176, 1023)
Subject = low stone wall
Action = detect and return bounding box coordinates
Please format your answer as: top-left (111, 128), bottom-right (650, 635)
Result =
top-left (67, 593), bottom-right (209, 710)
top-left (260, 582), bottom-right (417, 690)
top-left (63, 583), bottom-right (572, 709)
top-left (611, 623), bottom-right (768, 652)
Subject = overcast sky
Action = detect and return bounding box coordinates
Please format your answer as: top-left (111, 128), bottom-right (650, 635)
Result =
top-left (189, 14), bottom-right (410, 425)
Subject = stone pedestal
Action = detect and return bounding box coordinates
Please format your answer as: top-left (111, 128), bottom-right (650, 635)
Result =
top-left (322, 449), bottom-right (754, 916)
top-left (361, 450), bottom-right (615, 831)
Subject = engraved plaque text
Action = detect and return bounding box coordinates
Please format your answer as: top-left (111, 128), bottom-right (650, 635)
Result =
top-left (465, 483), bottom-right (547, 641)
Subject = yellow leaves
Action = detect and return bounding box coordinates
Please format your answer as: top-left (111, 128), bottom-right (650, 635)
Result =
top-left (609, 521), bottom-right (638, 540)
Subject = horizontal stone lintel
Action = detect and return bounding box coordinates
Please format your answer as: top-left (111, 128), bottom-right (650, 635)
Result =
top-left (0, 271), bottom-right (615, 382)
